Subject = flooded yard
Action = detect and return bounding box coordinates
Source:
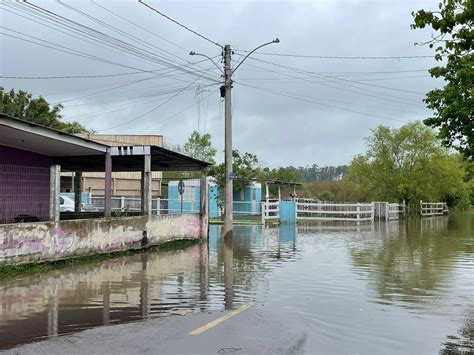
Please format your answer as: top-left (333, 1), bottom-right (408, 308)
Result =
top-left (1, 213), bottom-right (473, 354)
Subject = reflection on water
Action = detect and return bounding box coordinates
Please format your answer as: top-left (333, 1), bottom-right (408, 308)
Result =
top-left (0, 214), bottom-right (472, 353)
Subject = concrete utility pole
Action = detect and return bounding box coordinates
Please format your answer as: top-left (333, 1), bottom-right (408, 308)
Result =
top-left (223, 44), bottom-right (233, 237)
top-left (191, 39), bottom-right (279, 237)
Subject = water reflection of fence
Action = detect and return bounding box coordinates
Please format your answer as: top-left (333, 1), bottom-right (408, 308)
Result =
top-left (296, 202), bottom-right (374, 223)
top-left (420, 201), bottom-right (448, 216)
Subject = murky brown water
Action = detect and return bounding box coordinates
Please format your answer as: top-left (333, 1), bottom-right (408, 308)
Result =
top-left (0, 213), bottom-right (473, 353)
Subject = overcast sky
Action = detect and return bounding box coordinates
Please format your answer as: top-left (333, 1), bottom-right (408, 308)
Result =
top-left (0, 0), bottom-right (441, 167)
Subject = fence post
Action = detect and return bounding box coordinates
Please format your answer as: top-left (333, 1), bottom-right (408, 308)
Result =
top-left (156, 198), bottom-right (161, 215)
top-left (261, 201), bottom-right (265, 225)
top-left (121, 196), bottom-right (125, 211)
top-left (356, 203), bottom-right (360, 225)
top-left (420, 200), bottom-right (423, 217)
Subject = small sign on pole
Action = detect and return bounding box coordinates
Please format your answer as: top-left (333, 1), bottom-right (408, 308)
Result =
top-left (178, 180), bottom-right (185, 213)
top-left (229, 172), bottom-right (236, 180)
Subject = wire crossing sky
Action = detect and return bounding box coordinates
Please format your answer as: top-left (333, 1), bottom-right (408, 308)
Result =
top-left (0, 0), bottom-right (440, 167)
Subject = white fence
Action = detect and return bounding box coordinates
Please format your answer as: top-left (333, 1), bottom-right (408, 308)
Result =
top-left (374, 202), bottom-right (405, 221)
top-left (420, 201), bottom-right (448, 216)
top-left (91, 197), bottom-right (199, 215)
top-left (296, 202), bottom-right (374, 223)
top-left (261, 200), bottom-right (280, 223)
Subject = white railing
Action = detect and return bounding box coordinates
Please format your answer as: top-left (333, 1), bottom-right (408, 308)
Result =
top-left (420, 201), bottom-right (448, 216)
top-left (374, 202), bottom-right (405, 221)
top-left (91, 196), bottom-right (142, 212)
top-left (388, 203), bottom-right (405, 220)
top-left (91, 197), bottom-right (199, 215)
top-left (261, 200), bottom-right (280, 223)
top-left (296, 202), bottom-right (374, 223)
top-left (152, 198), bottom-right (199, 215)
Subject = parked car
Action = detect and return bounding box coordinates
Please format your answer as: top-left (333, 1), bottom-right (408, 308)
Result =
top-left (60, 195), bottom-right (75, 212)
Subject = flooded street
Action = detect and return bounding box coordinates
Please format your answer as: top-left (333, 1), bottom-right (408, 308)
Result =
top-left (1, 214), bottom-right (473, 354)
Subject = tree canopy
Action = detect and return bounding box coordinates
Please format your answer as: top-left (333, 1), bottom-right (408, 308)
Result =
top-left (347, 121), bottom-right (471, 210)
top-left (0, 88), bottom-right (90, 134)
top-left (177, 130), bottom-right (217, 164)
top-left (411, 0), bottom-right (473, 159)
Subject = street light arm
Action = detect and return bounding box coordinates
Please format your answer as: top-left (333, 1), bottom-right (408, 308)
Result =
top-left (232, 38), bottom-right (280, 74)
top-left (189, 51), bottom-right (224, 74)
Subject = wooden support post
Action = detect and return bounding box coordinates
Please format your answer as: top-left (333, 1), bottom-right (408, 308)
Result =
top-left (200, 169), bottom-right (209, 239)
top-left (141, 154), bottom-right (152, 217)
top-left (265, 182), bottom-right (269, 204)
top-left (261, 201), bottom-right (265, 225)
top-left (278, 185), bottom-right (281, 201)
top-left (104, 152), bottom-right (112, 217)
top-left (74, 172), bottom-right (83, 213)
top-left (49, 164), bottom-right (60, 222)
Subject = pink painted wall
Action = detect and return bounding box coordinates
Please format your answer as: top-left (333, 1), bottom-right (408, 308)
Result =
top-left (0, 214), bottom-right (202, 265)
top-left (0, 145), bottom-right (52, 224)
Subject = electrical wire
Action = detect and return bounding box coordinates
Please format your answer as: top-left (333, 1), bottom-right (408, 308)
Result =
top-left (235, 82), bottom-right (409, 123)
top-left (236, 49), bottom-right (434, 60)
top-left (8, 2), bottom-right (220, 83)
top-left (138, 0), bottom-right (223, 48)
top-left (234, 55), bottom-right (425, 107)
top-left (246, 56), bottom-right (426, 95)
top-left (96, 65), bottom-right (217, 131)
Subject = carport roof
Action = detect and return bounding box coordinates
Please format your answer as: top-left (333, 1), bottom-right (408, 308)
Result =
top-left (0, 113), bottom-right (108, 156)
top-left (0, 114), bottom-right (211, 172)
top-left (56, 145), bottom-right (211, 172)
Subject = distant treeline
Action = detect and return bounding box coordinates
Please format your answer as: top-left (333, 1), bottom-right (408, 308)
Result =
top-left (274, 164), bottom-right (348, 183)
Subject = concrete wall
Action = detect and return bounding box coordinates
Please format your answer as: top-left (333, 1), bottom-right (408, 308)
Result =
top-left (0, 214), bottom-right (202, 266)
top-left (0, 145), bottom-right (52, 224)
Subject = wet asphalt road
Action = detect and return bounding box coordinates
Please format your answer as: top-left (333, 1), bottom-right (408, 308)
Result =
top-left (3, 305), bottom-right (308, 355)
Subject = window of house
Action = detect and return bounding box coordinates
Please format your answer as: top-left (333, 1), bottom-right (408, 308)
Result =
top-left (252, 188), bottom-right (257, 201)
top-left (182, 186), bottom-right (195, 202)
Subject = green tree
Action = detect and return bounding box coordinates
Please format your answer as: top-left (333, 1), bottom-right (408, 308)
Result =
top-left (411, 0), bottom-right (473, 158)
top-left (0, 88), bottom-right (89, 133)
top-left (177, 130), bottom-right (217, 164)
top-left (210, 150), bottom-right (259, 193)
top-left (347, 121), bottom-right (470, 211)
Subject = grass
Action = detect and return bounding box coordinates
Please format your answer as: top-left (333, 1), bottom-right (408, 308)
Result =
top-left (0, 238), bottom-right (201, 280)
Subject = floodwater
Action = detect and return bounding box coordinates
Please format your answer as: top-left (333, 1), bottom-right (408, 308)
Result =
top-left (0, 214), bottom-right (473, 353)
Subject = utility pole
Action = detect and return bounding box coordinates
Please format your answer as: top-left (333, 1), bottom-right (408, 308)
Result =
top-left (223, 44), bottom-right (233, 237)
top-left (190, 39), bottom-right (279, 237)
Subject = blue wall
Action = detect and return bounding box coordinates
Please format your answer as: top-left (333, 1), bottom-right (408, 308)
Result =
top-left (279, 201), bottom-right (296, 223)
top-left (168, 181), bottom-right (261, 218)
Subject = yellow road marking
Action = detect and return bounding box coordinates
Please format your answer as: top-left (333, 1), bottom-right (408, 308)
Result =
top-left (189, 303), bottom-right (254, 335)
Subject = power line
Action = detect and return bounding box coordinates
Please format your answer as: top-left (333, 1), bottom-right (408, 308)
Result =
top-left (236, 81), bottom-right (422, 115)
top-left (8, 2), bottom-right (219, 83)
top-left (236, 82), bottom-right (409, 123)
top-left (246, 56), bottom-right (426, 95)
top-left (0, 72), bottom-right (151, 79)
top-left (91, 1), bottom-right (189, 54)
top-left (138, 0), bottom-right (223, 48)
top-left (134, 91), bottom-right (214, 133)
top-left (97, 65), bottom-right (217, 131)
top-left (236, 49), bottom-right (434, 60)
top-left (234, 56), bottom-right (424, 107)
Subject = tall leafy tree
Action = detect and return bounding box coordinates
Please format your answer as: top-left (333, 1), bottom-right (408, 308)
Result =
top-left (0, 88), bottom-right (89, 133)
top-left (210, 150), bottom-right (259, 193)
top-left (179, 130), bottom-right (217, 164)
top-left (347, 121), bottom-right (470, 210)
top-left (411, 0), bottom-right (473, 158)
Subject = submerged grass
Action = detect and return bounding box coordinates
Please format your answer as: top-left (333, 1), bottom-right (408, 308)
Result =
top-left (0, 238), bottom-right (201, 280)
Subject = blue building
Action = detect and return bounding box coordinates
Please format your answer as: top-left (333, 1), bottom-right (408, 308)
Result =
top-left (168, 179), bottom-right (262, 218)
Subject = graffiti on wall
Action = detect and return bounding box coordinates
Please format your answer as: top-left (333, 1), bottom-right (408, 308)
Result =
top-left (0, 214), bottom-right (202, 264)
